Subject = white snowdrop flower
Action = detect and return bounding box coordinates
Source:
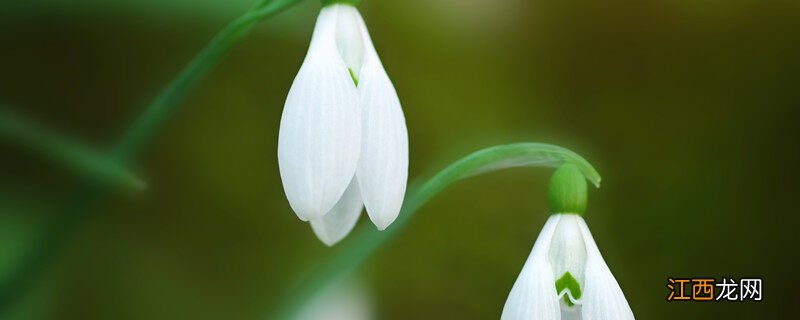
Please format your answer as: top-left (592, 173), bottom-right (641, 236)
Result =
top-left (502, 165), bottom-right (634, 320)
top-left (277, 0), bottom-right (408, 246)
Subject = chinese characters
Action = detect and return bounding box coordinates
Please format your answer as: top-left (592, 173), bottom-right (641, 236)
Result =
top-left (666, 277), bottom-right (762, 302)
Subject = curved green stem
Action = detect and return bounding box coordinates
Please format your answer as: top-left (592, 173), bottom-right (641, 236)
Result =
top-left (112, 0), bottom-right (304, 162)
top-left (0, 0), bottom-right (306, 314)
top-left (270, 142), bottom-right (600, 319)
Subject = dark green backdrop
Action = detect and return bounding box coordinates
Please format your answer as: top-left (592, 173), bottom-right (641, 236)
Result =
top-left (1, 0), bottom-right (798, 318)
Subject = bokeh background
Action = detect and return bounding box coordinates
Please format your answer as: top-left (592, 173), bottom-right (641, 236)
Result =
top-left (1, 0), bottom-right (799, 318)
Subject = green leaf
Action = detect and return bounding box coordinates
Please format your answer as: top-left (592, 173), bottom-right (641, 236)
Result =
top-left (0, 110), bottom-right (144, 191)
top-left (0, 0), bottom-right (307, 313)
top-left (458, 143), bottom-right (600, 187)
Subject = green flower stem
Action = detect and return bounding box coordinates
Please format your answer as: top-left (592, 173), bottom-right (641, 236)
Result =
top-left (111, 0), bottom-right (305, 162)
top-left (0, 0), bottom-right (305, 314)
top-left (548, 164), bottom-right (588, 215)
top-left (0, 110), bottom-right (143, 191)
top-left (321, 0), bottom-right (360, 7)
top-left (270, 143), bottom-right (600, 319)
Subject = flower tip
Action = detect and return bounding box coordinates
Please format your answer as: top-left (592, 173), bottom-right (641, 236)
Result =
top-left (308, 181), bottom-right (363, 246)
top-left (370, 215), bottom-right (394, 231)
top-left (373, 221), bottom-right (389, 231)
top-left (290, 204), bottom-right (327, 222)
top-left (361, 189), bottom-right (405, 232)
top-left (311, 222), bottom-right (345, 246)
top-left (319, 236), bottom-right (339, 247)
top-left (295, 213), bottom-right (311, 222)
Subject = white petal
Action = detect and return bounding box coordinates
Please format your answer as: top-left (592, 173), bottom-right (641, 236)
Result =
top-left (278, 5), bottom-right (361, 221)
top-left (577, 217), bottom-right (635, 320)
top-left (334, 4), bottom-right (365, 76)
top-left (310, 177), bottom-right (364, 246)
top-left (561, 307), bottom-right (583, 320)
top-left (549, 214), bottom-right (588, 304)
top-left (294, 280), bottom-right (374, 320)
top-left (501, 215), bottom-right (562, 320)
top-left (351, 11), bottom-right (409, 230)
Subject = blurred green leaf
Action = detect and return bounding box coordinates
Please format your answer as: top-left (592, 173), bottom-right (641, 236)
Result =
top-left (0, 0), bottom-right (307, 315)
top-left (0, 110), bottom-right (144, 191)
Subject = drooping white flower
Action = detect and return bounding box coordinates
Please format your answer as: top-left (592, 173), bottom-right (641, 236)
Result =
top-left (278, 2), bottom-right (408, 246)
top-left (501, 165), bottom-right (634, 320)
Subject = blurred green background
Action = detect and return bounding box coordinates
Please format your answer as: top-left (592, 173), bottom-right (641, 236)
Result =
top-left (1, 0), bottom-right (799, 318)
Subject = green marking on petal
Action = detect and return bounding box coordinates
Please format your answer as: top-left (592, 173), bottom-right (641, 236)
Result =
top-left (555, 271), bottom-right (582, 307)
top-left (348, 68), bottom-right (359, 87)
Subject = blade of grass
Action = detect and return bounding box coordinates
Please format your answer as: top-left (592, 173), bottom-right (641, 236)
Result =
top-left (0, 0), bottom-right (306, 313)
top-left (0, 110), bottom-right (144, 191)
top-left (269, 143), bottom-right (600, 319)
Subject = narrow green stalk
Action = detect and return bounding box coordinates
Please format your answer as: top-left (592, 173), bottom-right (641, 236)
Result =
top-left (321, 0), bottom-right (361, 7)
top-left (548, 164), bottom-right (588, 215)
top-left (0, 0), bottom-right (305, 313)
top-left (0, 110), bottom-right (143, 191)
top-left (270, 143), bottom-right (600, 319)
top-left (112, 0), bottom-right (305, 161)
